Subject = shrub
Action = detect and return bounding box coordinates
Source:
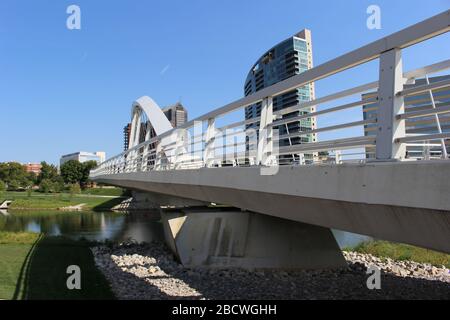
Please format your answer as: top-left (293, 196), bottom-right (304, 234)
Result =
top-left (7, 179), bottom-right (20, 191)
top-left (69, 183), bottom-right (81, 196)
top-left (39, 179), bottom-right (51, 193)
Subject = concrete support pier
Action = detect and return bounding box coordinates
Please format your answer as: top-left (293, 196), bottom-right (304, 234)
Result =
top-left (161, 208), bottom-right (347, 269)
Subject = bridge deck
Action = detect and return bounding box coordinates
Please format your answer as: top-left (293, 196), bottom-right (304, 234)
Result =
top-left (93, 161), bottom-right (450, 253)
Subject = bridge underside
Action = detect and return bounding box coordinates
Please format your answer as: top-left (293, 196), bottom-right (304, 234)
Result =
top-left (93, 161), bottom-right (450, 254)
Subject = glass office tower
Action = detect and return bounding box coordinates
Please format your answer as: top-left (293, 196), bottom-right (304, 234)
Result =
top-left (244, 29), bottom-right (317, 163)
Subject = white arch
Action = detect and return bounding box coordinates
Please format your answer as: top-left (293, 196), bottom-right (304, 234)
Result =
top-left (129, 96), bottom-right (173, 148)
top-left (128, 96), bottom-right (201, 168)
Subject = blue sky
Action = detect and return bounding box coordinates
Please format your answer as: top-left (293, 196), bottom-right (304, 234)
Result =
top-left (0, 0), bottom-right (449, 164)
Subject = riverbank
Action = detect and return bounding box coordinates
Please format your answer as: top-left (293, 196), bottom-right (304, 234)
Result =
top-left (0, 231), bottom-right (115, 300)
top-left (92, 241), bottom-right (450, 300)
top-left (349, 240), bottom-right (450, 268)
top-left (0, 191), bottom-right (126, 211)
top-left (1, 227), bottom-right (449, 300)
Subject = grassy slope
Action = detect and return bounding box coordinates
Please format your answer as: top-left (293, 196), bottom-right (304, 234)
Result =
top-left (0, 232), bottom-right (40, 299)
top-left (0, 191), bottom-right (124, 210)
top-left (349, 240), bottom-right (450, 268)
top-left (0, 231), bottom-right (115, 300)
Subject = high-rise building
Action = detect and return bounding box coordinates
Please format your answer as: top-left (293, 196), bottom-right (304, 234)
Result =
top-left (162, 102), bottom-right (188, 128)
top-left (149, 102), bottom-right (188, 139)
top-left (123, 123), bottom-right (131, 151)
top-left (60, 151), bottom-right (106, 166)
top-left (363, 74), bottom-right (450, 159)
top-left (123, 102), bottom-right (188, 151)
top-left (244, 29), bottom-right (317, 163)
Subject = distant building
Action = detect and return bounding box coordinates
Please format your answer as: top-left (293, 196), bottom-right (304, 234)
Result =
top-left (123, 123), bottom-right (131, 151)
top-left (163, 102), bottom-right (188, 128)
top-left (363, 74), bottom-right (450, 159)
top-left (24, 163), bottom-right (42, 175)
top-left (123, 102), bottom-right (188, 151)
top-left (60, 151), bottom-right (106, 166)
top-left (244, 29), bottom-right (317, 163)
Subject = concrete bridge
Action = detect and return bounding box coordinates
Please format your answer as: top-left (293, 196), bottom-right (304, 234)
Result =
top-left (91, 10), bottom-right (450, 269)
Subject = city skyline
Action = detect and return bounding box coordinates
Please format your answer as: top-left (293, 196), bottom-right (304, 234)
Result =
top-left (1, 0), bottom-right (449, 165)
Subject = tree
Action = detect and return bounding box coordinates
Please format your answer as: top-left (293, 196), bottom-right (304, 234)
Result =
top-left (39, 177), bottom-right (64, 193)
top-left (69, 183), bottom-right (81, 200)
top-left (52, 176), bottom-right (65, 193)
top-left (39, 179), bottom-right (52, 194)
top-left (69, 183), bottom-right (81, 195)
top-left (7, 179), bottom-right (20, 191)
top-left (38, 161), bottom-right (59, 184)
top-left (60, 160), bottom-right (84, 184)
top-left (0, 162), bottom-right (32, 188)
top-left (81, 160), bottom-right (98, 187)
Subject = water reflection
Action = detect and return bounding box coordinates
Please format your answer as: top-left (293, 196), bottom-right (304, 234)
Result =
top-left (0, 210), bottom-right (164, 243)
top-left (0, 210), bottom-right (371, 249)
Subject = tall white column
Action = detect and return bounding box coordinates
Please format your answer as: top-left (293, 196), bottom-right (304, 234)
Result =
top-left (257, 97), bottom-right (274, 165)
top-left (376, 49), bottom-right (406, 160)
top-left (204, 118), bottom-right (216, 167)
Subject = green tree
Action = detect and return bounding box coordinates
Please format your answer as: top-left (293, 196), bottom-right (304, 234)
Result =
top-left (27, 171), bottom-right (38, 186)
top-left (60, 160), bottom-right (84, 184)
top-left (38, 161), bottom-right (59, 184)
top-left (0, 162), bottom-right (32, 188)
top-left (39, 177), bottom-right (65, 193)
top-left (69, 183), bottom-right (81, 194)
top-left (7, 179), bottom-right (20, 191)
top-left (39, 179), bottom-right (52, 193)
top-left (0, 180), bottom-right (5, 199)
top-left (52, 176), bottom-right (65, 193)
top-left (81, 160), bottom-right (98, 187)
top-left (69, 183), bottom-right (81, 200)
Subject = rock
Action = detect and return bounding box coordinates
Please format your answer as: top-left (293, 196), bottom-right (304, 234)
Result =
top-left (90, 244), bottom-right (450, 300)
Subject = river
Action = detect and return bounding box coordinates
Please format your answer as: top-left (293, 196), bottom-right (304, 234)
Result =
top-left (0, 210), bottom-right (371, 248)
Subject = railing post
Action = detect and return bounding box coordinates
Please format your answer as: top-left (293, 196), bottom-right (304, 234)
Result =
top-left (173, 130), bottom-right (184, 169)
top-left (335, 150), bottom-right (342, 164)
top-left (299, 153), bottom-right (305, 165)
top-left (257, 97), bottom-right (274, 165)
top-left (376, 48), bottom-right (406, 160)
top-left (204, 118), bottom-right (216, 167)
top-left (141, 123), bottom-right (151, 171)
top-left (155, 142), bottom-right (162, 170)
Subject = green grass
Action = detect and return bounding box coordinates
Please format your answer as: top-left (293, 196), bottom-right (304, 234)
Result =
top-left (350, 240), bottom-right (450, 268)
top-left (81, 187), bottom-right (125, 197)
top-left (0, 231), bottom-right (40, 244)
top-left (1, 191), bottom-right (125, 210)
top-left (0, 231), bottom-right (41, 299)
top-left (0, 231), bottom-right (115, 300)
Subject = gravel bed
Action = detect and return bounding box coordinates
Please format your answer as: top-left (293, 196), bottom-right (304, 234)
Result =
top-left (91, 241), bottom-right (450, 300)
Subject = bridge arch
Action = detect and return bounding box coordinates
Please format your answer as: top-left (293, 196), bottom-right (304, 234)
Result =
top-left (129, 96), bottom-right (173, 149)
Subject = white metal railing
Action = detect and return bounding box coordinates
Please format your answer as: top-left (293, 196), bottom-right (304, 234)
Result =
top-left (91, 10), bottom-right (450, 178)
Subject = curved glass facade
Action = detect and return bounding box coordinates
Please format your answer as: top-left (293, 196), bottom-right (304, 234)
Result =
top-left (244, 29), bottom-right (317, 162)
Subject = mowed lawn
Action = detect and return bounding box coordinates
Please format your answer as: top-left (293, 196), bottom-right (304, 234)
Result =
top-left (0, 232), bottom-right (40, 299)
top-left (0, 231), bottom-right (115, 300)
top-left (0, 191), bottom-right (126, 210)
